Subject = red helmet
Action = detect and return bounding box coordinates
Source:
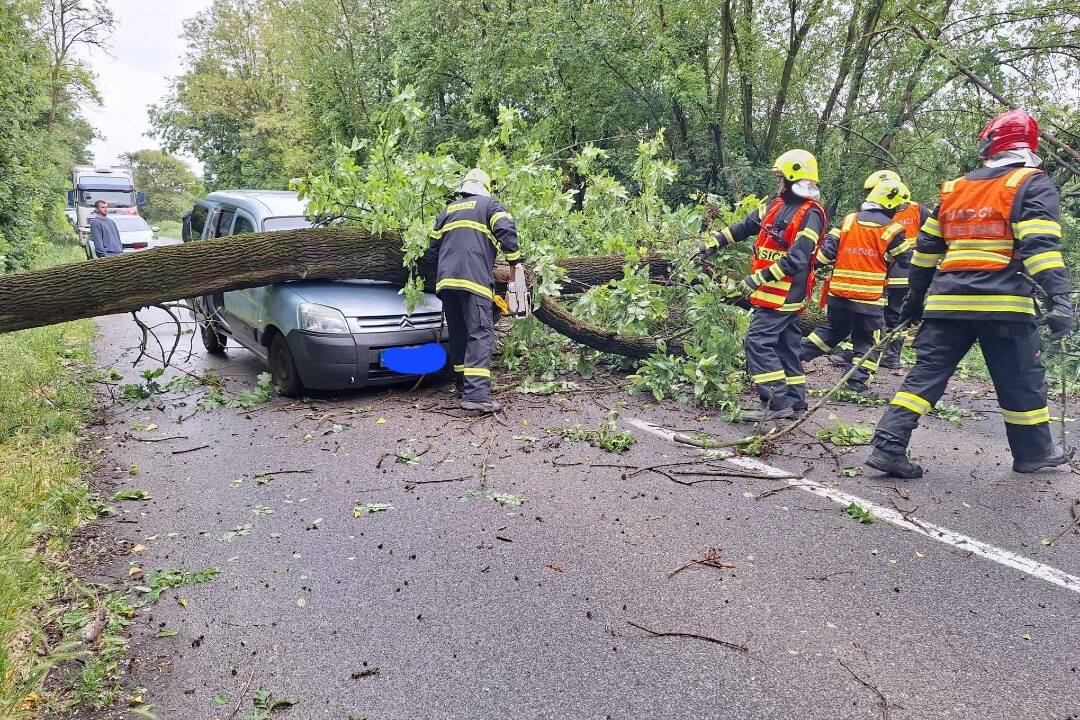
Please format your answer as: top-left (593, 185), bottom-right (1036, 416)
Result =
top-left (978, 109), bottom-right (1039, 159)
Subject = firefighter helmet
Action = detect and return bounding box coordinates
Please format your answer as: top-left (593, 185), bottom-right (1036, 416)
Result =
top-left (866, 179), bottom-right (910, 210)
top-left (772, 149), bottom-right (819, 183)
top-left (458, 168), bottom-right (493, 196)
top-left (863, 169), bottom-right (902, 190)
top-left (978, 109), bottom-right (1040, 159)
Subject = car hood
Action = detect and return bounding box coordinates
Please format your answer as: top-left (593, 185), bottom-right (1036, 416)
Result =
top-left (283, 280), bottom-right (442, 316)
top-left (119, 230), bottom-right (154, 242)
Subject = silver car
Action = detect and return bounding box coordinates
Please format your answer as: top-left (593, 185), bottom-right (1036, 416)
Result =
top-left (185, 190), bottom-right (448, 396)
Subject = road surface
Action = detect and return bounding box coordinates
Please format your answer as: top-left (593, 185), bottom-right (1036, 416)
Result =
top-left (78, 309), bottom-right (1080, 719)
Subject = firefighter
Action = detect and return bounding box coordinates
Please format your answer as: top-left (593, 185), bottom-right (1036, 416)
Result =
top-left (429, 168), bottom-right (521, 415)
top-left (867, 109), bottom-right (1074, 478)
top-left (829, 171), bottom-right (928, 369)
top-left (702, 149), bottom-right (827, 421)
top-left (801, 179), bottom-right (913, 395)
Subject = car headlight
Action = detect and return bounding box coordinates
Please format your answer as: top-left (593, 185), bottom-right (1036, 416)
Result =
top-left (297, 303), bottom-right (350, 334)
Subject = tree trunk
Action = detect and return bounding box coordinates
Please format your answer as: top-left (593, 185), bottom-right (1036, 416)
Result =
top-left (0, 230), bottom-right (685, 358)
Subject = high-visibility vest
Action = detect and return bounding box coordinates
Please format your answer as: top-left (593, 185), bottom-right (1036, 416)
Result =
top-left (938, 168), bottom-right (1042, 272)
top-left (749, 197), bottom-right (823, 310)
top-left (828, 214), bottom-right (905, 305)
top-left (893, 201), bottom-right (922, 239)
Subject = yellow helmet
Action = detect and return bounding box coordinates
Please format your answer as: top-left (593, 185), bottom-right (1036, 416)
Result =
top-left (772, 149), bottom-right (819, 183)
top-left (866, 179), bottom-right (910, 210)
top-left (863, 169), bottom-right (903, 190)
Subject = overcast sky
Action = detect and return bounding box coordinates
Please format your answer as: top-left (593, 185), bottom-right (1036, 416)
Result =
top-left (83, 0), bottom-right (210, 175)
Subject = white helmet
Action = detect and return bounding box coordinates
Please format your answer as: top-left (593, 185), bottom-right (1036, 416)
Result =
top-left (458, 168), bottom-right (492, 197)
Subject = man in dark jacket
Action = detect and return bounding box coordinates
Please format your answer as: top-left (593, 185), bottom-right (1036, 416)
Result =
top-left (429, 169), bottom-right (521, 415)
top-left (867, 109), bottom-right (1074, 479)
top-left (89, 200), bottom-right (123, 257)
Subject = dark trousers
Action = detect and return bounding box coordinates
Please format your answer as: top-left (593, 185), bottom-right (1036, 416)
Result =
top-left (872, 319), bottom-right (1053, 461)
top-left (441, 289), bottom-right (494, 403)
top-left (800, 304), bottom-right (884, 387)
top-left (882, 286), bottom-right (907, 365)
top-left (745, 308), bottom-right (805, 410)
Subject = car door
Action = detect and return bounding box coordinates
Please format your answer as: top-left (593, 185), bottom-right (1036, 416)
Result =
top-left (222, 210), bottom-right (265, 339)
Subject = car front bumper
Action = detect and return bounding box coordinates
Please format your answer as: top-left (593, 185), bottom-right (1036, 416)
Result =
top-left (286, 327), bottom-right (450, 390)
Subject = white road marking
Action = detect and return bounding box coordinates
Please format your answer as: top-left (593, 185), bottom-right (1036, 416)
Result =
top-left (626, 417), bottom-right (1080, 595)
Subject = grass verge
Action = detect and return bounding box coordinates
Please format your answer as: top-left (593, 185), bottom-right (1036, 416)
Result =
top-left (0, 246), bottom-right (128, 716)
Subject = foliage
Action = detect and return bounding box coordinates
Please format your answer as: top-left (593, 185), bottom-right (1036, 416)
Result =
top-left (817, 422), bottom-right (874, 446)
top-left (134, 567), bottom-right (222, 607)
top-left (0, 1), bottom-right (99, 272)
top-left (119, 150), bottom-right (204, 224)
top-left (459, 490), bottom-right (525, 507)
top-left (846, 502), bottom-right (876, 524)
top-left (929, 402), bottom-right (984, 428)
top-left (548, 409), bottom-right (637, 454)
top-left (242, 685), bottom-right (299, 720)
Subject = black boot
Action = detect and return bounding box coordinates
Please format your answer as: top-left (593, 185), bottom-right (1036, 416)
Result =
top-left (827, 352), bottom-right (851, 367)
top-left (845, 381), bottom-right (878, 399)
top-left (740, 403), bottom-right (794, 423)
top-left (460, 399), bottom-right (502, 415)
top-left (865, 448), bottom-right (923, 479)
top-left (1013, 445), bottom-right (1074, 473)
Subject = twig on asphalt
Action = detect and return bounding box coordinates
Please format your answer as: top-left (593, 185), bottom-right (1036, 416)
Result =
top-left (806, 570), bottom-right (854, 581)
top-left (406, 475), bottom-right (472, 486)
top-left (667, 549), bottom-right (736, 578)
top-left (551, 455), bottom-right (583, 467)
top-left (129, 435), bottom-right (189, 443)
top-left (837, 657), bottom-right (890, 719)
top-left (626, 620), bottom-right (749, 654)
top-left (225, 668), bottom-right (257, 720)
top-left (1044, 499), bottom-right (1080, 546)
top-left (171, 444), bottom-right (211, 455)
top-left (254, 469), bottom-right (314, 479)
top-left (755, 484), bottom-right (795, 500)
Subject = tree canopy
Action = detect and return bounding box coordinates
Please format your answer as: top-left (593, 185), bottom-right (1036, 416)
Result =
top-left (0, 0), bottom-right (104, 271)
top-left (150, 0), bottom-right (1079, 213)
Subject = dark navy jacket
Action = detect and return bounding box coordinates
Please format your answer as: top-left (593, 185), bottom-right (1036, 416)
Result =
top-left (429, 193), bottom-right (520, 300)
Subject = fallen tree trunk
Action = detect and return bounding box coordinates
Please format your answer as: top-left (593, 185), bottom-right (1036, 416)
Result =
top-left (0, 229), bottom-right (686, 358)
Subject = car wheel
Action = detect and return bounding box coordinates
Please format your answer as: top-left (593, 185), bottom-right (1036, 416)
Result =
top-left (200, 321), bottom-right (228, 355)
top-left (269, 333), bottom-right (303, 398)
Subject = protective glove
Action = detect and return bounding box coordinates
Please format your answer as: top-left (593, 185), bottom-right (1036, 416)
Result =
top-left (738, 272), bottom-right (762, 298)
top-left (1041, 295), bottom-right (1075, 342)
top-left (899, 291), bottom-right (925, 325)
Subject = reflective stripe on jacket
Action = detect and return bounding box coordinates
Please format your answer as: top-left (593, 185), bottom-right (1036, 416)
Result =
top-left (430, 194), bottom-right (520, 300)
top-left (909, 165), bottom-right (1072, 322)
top-left (828, 213), bottom-right (907, 306)
top-left (748, 197), bottom-right (826, 312)
top-left (886, 201), bottom-right (927, 287)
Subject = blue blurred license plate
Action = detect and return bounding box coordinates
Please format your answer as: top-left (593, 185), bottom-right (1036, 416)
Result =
top-left (380, 343), bottom-right (447, 375)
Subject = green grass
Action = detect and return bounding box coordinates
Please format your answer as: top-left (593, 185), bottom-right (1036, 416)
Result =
top-left (154, 219), bottom-right (183, 239)
top-left (0, 245), bottom-right (109, 716)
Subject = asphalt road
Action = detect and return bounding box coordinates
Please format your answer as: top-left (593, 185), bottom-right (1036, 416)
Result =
top-left (79, 309), bottom-right (1080, 720)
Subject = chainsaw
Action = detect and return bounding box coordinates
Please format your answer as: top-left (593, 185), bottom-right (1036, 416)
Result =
top-left (499, 263), bottom-right (531, 318)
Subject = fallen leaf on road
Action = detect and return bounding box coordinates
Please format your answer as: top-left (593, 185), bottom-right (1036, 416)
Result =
top-left (128, 566), bottom-right (144, 577)
top-left (212, 693), bottom-right (228, 705)
top-left (354, 502), bottom-right (393, 517)
top-left (131, 544), bottom-right (148, 553)
top-left (296, 598), bottom-right (305, 608)
top-left (154, 630), bottom-right (177, 639)
top-left (113, 489), bottom-right (151, 501)
top-left (376, 417), bottom-right (386, 424)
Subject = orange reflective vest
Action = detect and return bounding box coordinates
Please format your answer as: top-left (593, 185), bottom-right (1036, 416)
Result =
top-left (938, 168), bottom-right (1041, 272)
top-left (827, 214), bottom-right (905, 305)
top-left (893, 201), bottom-right (923, 239)
top-left (749, 198), bottom-right (823, 310)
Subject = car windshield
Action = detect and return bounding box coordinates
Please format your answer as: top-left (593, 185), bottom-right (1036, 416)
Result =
top-left (80, 189), bottom-right (135, 206)
top-left (262, 216), bottom-right (313, 232)
top-left (111, 216), bottom-right (151, 231)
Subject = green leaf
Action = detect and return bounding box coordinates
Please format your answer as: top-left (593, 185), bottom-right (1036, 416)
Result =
top-left (112, 488), bottom-right (151, 501)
